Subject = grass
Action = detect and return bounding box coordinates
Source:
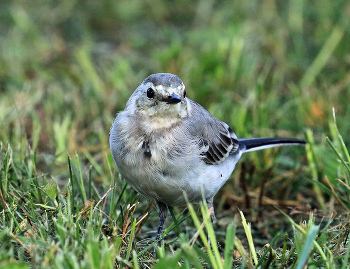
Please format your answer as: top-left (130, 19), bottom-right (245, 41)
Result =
top-left (1, 0), bottom-right (350, 268)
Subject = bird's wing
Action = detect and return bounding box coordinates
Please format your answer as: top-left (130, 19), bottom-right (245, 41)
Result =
top-left (186, 100), bottom-right (239, 165)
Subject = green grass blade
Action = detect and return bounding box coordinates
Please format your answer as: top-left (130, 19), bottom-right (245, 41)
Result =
top-left (76, 153), bottom-right (86, 203)
top-left (223, 221), bottom-right (236, 269)
top-left (281, 233), bottom-right (288, 264)
top-left (153, 250), bottom-right (182, 269)
top-left (200, 202), bottom-right (223, 269)
top-left (186, 201), bottom-right (218, 269)
top-left (7, 206), bottom-right (22, 233)
top-left (256, 232), bottom-right (282, 267)
top-left (300, 24), bottom-right (345, 88)
top-left (193, 245), bottom-right (212, 265)
top-left (67, 156), bottom-right (75, 207)
top-left (110, 182), bottom-right (128, 221)
top-left (88, 165), bottom-right (92, 200)
top-left (168, 206), bottom-right (182, 235)
top-left (239, 210), bottom-right (258, 266)
top-left (326, 137), bottom-right (350, 174)
top-left (83, 150), bottom-right (104, 177)
top-left (306, 129), bottom-right (325, 210)
top-left (126, 218), bottom-right (136, 261)
top-left (181, 240), bottom-right (203, 269)
top-left (341, 239), bottom-right (350, 269)
top-left (132, 250), bottom-right (140, 269)
top-left (277, 207), bottom-right (328, 263)
top-left (296, 225), bottom-right (319, 269)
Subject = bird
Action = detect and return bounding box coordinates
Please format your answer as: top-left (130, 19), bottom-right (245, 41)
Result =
top-left (109, 73), bottom-right (305, 241)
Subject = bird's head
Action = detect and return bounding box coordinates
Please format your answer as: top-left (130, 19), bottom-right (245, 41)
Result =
top-left (126, 73), bottom-right (188, 120)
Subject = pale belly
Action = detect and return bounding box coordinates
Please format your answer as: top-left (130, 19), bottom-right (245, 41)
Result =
top-left (117, 153), bottom-right (241, 206)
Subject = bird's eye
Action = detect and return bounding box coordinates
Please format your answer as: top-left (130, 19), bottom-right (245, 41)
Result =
top-left (147, 88), bottom-right (155, 98)
top-left (184, 90), bottom-right (186, 98)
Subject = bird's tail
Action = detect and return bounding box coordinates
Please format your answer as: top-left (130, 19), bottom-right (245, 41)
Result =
top-left (238, 138), bottom-right (306, 153)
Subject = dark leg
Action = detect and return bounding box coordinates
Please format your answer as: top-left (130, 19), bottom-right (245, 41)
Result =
top-left (152, 200), bottom-right (167, 256)
top-left (155, 200), bottom-right (168, 240)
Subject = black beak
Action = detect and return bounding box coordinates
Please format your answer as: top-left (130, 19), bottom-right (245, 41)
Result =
top-left (162, 94), bottom-right (182, 104)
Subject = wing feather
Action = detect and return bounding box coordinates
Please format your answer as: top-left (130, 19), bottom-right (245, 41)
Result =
top-left (186, 100), bottom-right (239, 165)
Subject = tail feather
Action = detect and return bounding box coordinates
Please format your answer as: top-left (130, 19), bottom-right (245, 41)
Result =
top-left (238, 137), bottom-right (306, 153)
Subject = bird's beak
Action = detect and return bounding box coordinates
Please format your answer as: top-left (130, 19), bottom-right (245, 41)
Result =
top-left (162, 94), bottom-right (182, 104)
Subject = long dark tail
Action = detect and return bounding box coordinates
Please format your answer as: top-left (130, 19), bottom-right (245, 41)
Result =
top-left (238, 138), bottom-right (306, 153)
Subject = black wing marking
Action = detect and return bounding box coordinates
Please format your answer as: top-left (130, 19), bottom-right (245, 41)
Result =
top-left (201, 130), bottom-right (239, 165)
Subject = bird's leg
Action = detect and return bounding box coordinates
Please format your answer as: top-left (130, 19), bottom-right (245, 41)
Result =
top-left (155, 200), bottom-right (168, 240)
top-left (151, 200), bottom-right (167, 256)
top-left (207, 198), bottom-right (217, 223)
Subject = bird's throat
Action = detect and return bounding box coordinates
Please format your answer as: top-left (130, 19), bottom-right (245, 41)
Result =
top-left (146, 115), bottom-right (182, 131)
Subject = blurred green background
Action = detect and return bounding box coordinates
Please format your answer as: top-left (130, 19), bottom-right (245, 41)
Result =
top-left (1, 0), bottom-right (349, 194)
top-left (1, 0), bottom-right (350, 266)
